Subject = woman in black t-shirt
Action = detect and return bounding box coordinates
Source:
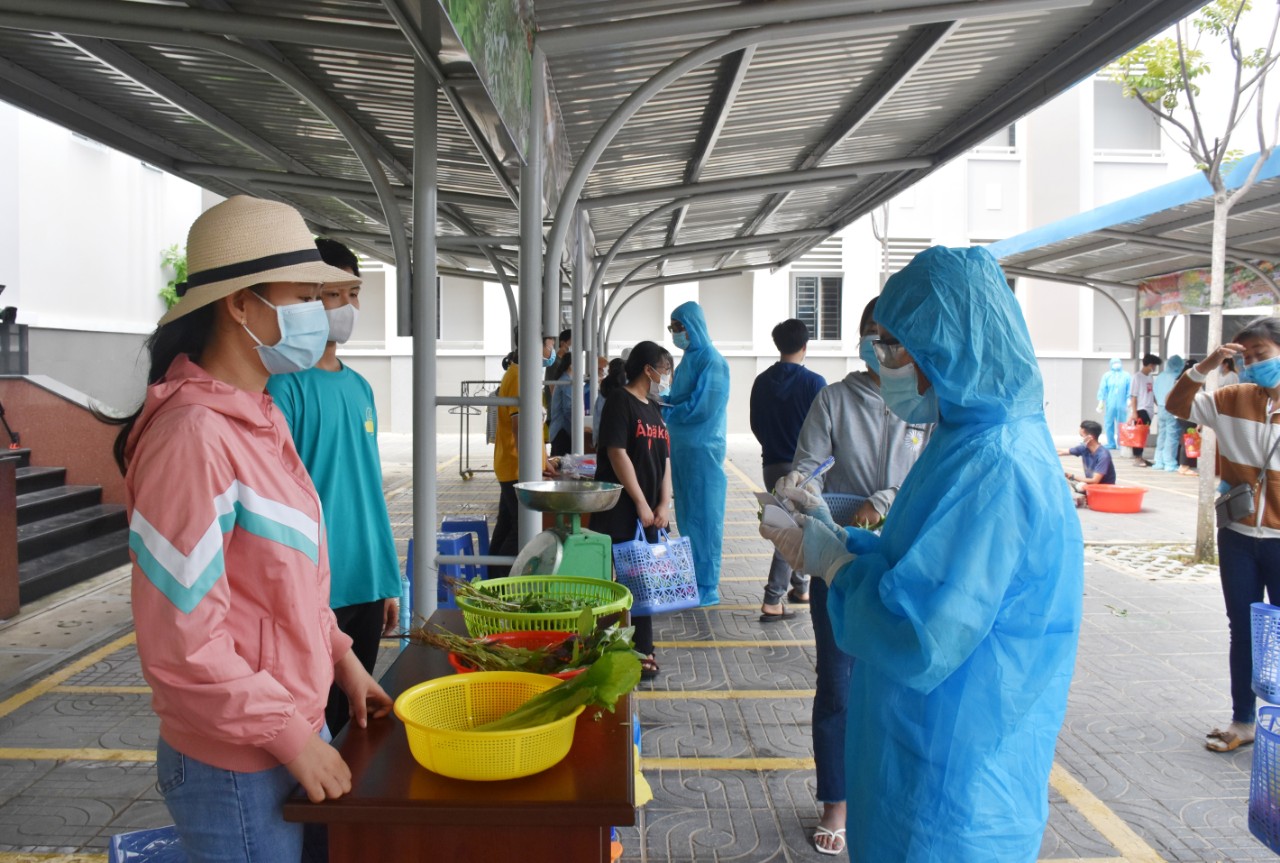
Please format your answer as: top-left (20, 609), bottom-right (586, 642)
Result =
top-left (592, 341), bottom-right (673, 679)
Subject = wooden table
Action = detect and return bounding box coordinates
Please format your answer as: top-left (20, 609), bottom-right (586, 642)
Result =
top-left (284, 610), bottom-right (635, 862)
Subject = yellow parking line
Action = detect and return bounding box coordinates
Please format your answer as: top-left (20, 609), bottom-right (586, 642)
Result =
top-left (0, 747), bottom-right (154, 762)
top-left (1050, 763), bottom-right (1166, 862)
top-left (0, 854), bottom-right (108, 862)
top-left (437, 455), bottom-right (459, 472)
top-left (50, 685), bottom-right (150, 695)
top-left (0, 633), bottom-right (136, 719)
top-left (724, 460), bottom-right (764, 493)
top-left (655, 639), bottom-right (813, 648)
top-left (638, 689), bottom-right (815, 700)
top-left (643, 756), bottom-right (813, 770)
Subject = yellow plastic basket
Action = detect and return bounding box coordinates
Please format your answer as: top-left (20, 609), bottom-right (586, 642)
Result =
top-left (457, 575), bottom-right (632, 637)
top-left (393, 671), bottom-right (584, 781)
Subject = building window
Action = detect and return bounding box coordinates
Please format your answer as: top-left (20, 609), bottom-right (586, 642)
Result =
top-left (793, 273), bottom-right (842, 341)
top-left (975, 124), bottom-right (1016, 152)
top-left (1093, 79), bottom-right (1161, 153)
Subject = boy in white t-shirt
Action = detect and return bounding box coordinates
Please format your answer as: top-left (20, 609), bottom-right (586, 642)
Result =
top-left (1127, 353), bottom-right (1161, 467)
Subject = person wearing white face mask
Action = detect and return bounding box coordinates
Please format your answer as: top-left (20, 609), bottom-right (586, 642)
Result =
top-left (266, 238), bottom-right (402, 738)
top-left (1167, 315), bottom-right (1280, 754)
top-left (104, 197), bottom-right (391, 863)
top-left (759, 246), bottom-right (1082, 862)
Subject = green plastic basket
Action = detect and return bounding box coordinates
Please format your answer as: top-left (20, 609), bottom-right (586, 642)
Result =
top-left (457, 575), bottom-right (633, 637)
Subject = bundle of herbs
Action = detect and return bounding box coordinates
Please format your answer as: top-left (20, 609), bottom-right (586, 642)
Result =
top-left (404, 610), bottom-right (637, 675)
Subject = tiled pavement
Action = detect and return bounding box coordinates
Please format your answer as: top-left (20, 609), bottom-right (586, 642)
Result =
top-left (0, 434), bottom-right (1274, 861)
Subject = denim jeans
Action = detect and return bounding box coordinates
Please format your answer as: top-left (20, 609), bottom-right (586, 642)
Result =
top-left (157, 731), bottom-right (330, 863)
top-left (1217, 529), bottom-right (1280, 723)
top-left (762, 462), bottom-right (809, 604)
top-left (810, 578), bottom-right (852, 803)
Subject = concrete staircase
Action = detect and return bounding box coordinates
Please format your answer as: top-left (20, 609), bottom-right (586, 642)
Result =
top-left (6, 448), bottom-right (129, 603)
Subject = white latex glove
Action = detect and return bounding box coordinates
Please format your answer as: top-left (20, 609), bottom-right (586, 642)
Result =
top-left (777, 486), bottom-right (836, 529)
top-left (759, 514), bottom-right (806, 573)
top-left (1096, 401), bottom-right (1105, 414)
top-left (802, 516), bottom-right (855, 585)
top-left (772, 470), bottom-right (806, 498)
top-left (759, 514), bottom-right (854, 585)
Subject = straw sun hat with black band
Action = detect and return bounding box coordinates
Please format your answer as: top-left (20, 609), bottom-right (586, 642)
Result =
top-left (158, 195), bottom-right (361, 326)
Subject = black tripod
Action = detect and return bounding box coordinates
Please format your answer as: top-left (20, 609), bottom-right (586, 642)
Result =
top-left (0, 398), bottom-right (18, 448)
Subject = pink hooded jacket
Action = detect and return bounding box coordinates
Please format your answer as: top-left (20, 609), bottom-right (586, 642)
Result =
top-left (125, 355), bottom-right (353, 772)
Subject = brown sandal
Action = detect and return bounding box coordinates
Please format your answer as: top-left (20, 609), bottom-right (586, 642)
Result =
top-left (1205, 731), bottom-right (1253, 752)
top-left (640, 654), bottom-right (660, 679)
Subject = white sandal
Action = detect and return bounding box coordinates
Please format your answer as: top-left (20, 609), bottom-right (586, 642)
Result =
top-left (814, 826), bottom-right (846, 856)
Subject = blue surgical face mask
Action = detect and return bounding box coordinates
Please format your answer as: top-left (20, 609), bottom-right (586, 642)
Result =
top-left (673, 331), bottom-right (691, 351)
top-left (1240, 354), bottom-right (1280, 389)
top-left (243, 293), bottom-right (328, 375)
top-left (878, 362), bottom-right (939, 424)
top-left (858, 335), bottom-right (880, 374)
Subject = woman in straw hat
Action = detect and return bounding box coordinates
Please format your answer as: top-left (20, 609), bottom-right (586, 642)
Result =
top-left (107, 196), bottom-right (391, 862)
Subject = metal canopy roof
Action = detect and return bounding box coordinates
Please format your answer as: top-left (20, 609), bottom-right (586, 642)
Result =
top-left (0, 0), bottom-right (1206, 301)
top-left (988, 151), bottom-right (1280, 296)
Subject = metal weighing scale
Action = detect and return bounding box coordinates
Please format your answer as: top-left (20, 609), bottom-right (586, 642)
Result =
top-left (512, 480), bottom-right (622, 580)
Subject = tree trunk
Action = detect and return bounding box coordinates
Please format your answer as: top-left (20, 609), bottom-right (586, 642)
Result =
top-left (1194, 192), bottom-right (1229, 563)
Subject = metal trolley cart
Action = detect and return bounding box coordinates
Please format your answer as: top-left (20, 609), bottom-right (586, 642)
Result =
top-left (455, 380), bottom-right (502, 480)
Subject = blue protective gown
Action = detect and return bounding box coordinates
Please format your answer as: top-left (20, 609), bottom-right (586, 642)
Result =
top-left (828, 246), bottom-right (1083, 862)
top-left (1152, 355), bottom-right (1186, 471)
top-left (663, 300), bottom-right (730, 605)
top-left (1097, 359), bottom-right (1130, 449)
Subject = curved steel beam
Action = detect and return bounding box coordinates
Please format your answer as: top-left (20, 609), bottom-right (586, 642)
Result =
top-left (1003, 266), bottom-right (1135, 349)
top-left (0, 11), bottom-right (413, 334)
top-left (542, 0), bottom-right (1090, 312)
top-left (602, 265), bottom-right (772, 349)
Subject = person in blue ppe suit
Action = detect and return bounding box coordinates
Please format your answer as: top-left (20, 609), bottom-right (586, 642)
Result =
top-left (1096, 358), bottom-right (1130, 449)
top-left (664, 300), bottom-right (730, 606)
top-left (1152, 354), bottom-right (1186, 471)
top-left (760, 246), bottom-right (1083, 862)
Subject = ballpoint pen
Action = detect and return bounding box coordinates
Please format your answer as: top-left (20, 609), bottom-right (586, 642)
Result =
top-left (799, 456), bottom-right (835, 490)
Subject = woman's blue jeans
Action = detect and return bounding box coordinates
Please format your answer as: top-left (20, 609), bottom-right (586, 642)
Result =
top-left (157, 734), bottom-right (329, 863)
top-left (811, 578), bottom-right (852, 803)
top-left (1218, 529), bottom-right (1280, 724)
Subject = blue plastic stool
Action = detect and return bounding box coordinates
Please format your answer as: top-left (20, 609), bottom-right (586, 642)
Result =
top-left (436, 531), bottom-right (476, 609)
top-left (441, 516), bottom-right (490, 579)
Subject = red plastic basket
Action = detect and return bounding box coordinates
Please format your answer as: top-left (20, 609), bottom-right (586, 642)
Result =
top-left (447, 630), bottom-right (587, 680)
top-left (1084, 485), bottom-right (1146, 513)
top-left (1117, 421), bottom-right (1149, 448)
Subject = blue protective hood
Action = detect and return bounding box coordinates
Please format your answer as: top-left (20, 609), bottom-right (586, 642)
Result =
top-left (671, 300), bottom-right (713, 351)
top-left (875, 246), bottom-right (1043, 426)
top-left (1153, 355), bottom-right (1185, 404)
top-left (1110, 358), bottom-right (1123, 371)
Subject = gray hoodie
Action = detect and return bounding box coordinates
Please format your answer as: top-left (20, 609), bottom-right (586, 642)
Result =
top-left (792, 370), bottom-right (931, 517)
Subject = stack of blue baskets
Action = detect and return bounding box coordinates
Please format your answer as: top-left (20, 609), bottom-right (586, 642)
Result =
top-left (1249, 602), bottom-right (1280, 853)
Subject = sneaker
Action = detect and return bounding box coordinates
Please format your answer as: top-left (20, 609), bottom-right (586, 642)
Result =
top-left (1133, 457), bottom-right (1152, 467)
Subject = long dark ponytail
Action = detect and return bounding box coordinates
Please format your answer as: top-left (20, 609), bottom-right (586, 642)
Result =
top-left (99, 302), bottom-right (216, 475)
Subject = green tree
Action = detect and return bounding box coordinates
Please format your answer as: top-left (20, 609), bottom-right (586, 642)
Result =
top-left (1107, 0), bottom-right (1280, 562)
top-left (159, 244), bottom-right (187, 309)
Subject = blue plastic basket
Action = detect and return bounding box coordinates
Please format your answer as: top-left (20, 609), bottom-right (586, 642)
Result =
top-left (822, 493), bottom-right (868, 528)
top-left (108, 825), bottom-right (186, 862)
top-left (1251, 707), bottom-right (1280, 853)
top-left (1252, 603), bottom-right (1280, 703)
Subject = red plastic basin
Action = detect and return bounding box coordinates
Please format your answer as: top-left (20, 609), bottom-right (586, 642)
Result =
top-left (447, 630), bottom-right (587, 679)
top-left (1085, 484), bottom-right (1146, 513)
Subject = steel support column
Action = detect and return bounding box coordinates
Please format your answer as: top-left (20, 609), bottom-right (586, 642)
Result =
top-left (517, 50), bottom-right (547, 546)
top-left (411, 58), bottom-right (439, 620)
top-left (570, 217), bottom-right (587, 454)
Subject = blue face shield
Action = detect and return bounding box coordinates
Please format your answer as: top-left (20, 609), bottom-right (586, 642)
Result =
top-left (859, 334), bottom-right (880, 374)
top-left (243, 293), bottom-right (328, 375)
top-left (1240, 354), bottom-right (1280, 389)
top-left (673, 330), bottom-right (691, 351)
top-left (878, 362), bottom-right (939, 424)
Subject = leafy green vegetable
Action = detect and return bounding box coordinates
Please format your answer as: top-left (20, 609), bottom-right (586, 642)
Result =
top-left (472, 651), bottom-right (641, 732)
top-left (402, 613), bottom-right (636, 675)
top-left (448, 577), bottom-right (593, 614)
